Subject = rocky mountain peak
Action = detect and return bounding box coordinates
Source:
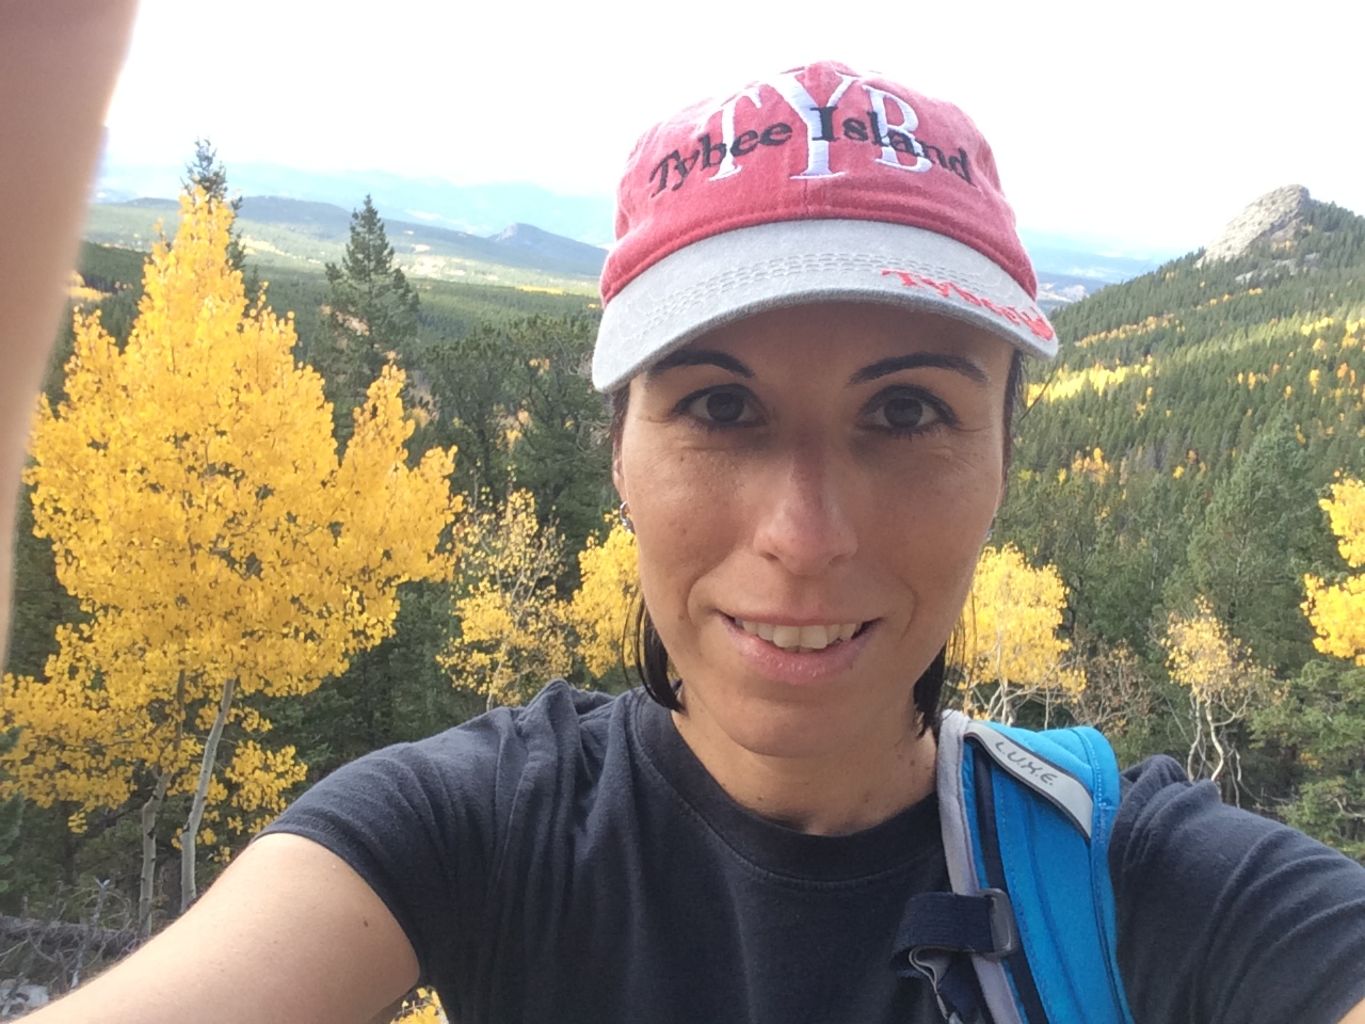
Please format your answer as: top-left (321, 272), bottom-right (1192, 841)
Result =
top-left (1197, 185), bottom-right (1311, 266)
top-left (493, 222), bottom-right (543, 243)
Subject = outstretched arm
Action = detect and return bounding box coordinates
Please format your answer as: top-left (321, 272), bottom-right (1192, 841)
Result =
top-left (0, 0), bottom-right (137, 665)
top-left (27, 834), bottom-right (421, 1024)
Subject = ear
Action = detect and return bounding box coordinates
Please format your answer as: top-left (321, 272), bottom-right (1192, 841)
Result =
top-left (611, 434), bottom-right (626, 506)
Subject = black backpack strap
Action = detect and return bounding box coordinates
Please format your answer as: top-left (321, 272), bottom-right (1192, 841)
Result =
top-left (893, 890), bottom-right (1017, 1023)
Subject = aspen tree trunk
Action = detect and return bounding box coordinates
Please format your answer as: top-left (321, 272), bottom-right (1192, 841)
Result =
top-left (1206, 702), bottom-right (1227, 783)
top-left (179, 676), bottom-right (237, 913)
top-left (141, 670), bottom-right (187, 933)
top-left (1186, 692), bottom-right (1206, 779)
top-left (138, 773), bottom-right (168, 936)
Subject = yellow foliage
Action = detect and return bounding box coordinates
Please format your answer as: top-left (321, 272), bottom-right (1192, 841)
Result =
top-left (1163, 598), bottom-right (1253, 703)
top-left (1301, 316), bottom-right (1336, 338)
top-left (440, 490), bottom-right (573, 708)
top-left (1161, 597), bottom-right (1272, 781)
top-left (1304, 478), bottom-right (1365, 664)
top-left (1187, 286), bottom-right (1265, 314)
top-left (392, 988), bottom-right (446, 1023)
top-left (566, 521), bottom-right (639, 679)
top-left (1027, 362), bottom-right (1152, 406)
top-left (223, 741), bottom-right (308, 818)
top-left (1074, 314), bottom-right (1175, 350)
top-left (66, 270), bottom-right (108, 305)
top-left (1068, 447), bottom-right (1109, 484)
top-left (1, 188), bottom-right (461, 832)
top-left (955, 545), bottom-right (1082, 722)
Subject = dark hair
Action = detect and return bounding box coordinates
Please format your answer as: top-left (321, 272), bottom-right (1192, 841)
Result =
top-left (613, 347), bottom-right (1027, 733)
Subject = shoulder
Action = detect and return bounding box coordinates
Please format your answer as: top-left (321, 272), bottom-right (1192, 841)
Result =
top-left (279, 679), bottom-right (626, 827)
top-left (1109, 754), bottom-right (1365, 1024)
top-left (259, 681), bottom-right (631, 989)
top-left (399, 678), bottom-right (621, 771)
top-left (1110, 751), bottom-right (1365, 920)
top-left (1112, 753), bottom-right (1359, 876)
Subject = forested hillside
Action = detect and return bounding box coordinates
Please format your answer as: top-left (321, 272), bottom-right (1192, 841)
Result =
top-left (996, 190), bottom-right (1365, 852)
top-left (1, 174), bottom-right (1362, 1017)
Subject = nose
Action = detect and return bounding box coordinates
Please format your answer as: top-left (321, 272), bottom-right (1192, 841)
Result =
top-left (751, 441), bottom-right (859, 576)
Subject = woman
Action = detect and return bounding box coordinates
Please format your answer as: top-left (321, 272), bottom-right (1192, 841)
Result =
top-left (25, 61), bottom-right (1365, 1024)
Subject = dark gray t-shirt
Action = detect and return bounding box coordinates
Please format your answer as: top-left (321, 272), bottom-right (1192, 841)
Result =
top-left (261, 681), bottom-right (1365, 1023)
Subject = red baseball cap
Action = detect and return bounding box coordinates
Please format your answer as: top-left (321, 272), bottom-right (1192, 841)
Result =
top-left (592, 60), bottom-right (1055, 392)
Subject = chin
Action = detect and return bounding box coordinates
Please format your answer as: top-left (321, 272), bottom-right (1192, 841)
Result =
top-left (686, 682), bottom-right (913, 761)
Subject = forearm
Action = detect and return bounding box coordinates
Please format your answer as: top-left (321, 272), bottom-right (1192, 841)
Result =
top-left (22, 835), bottom-right (419, 1024)
top-left (0, 0), bottom-right (138, 664)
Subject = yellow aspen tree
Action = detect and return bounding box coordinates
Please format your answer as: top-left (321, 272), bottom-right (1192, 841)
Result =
top-left (1162, 597), bottom-right (1272, 784)
top-left (1303, 477), bottom-right (1365, 664)
top-left (440, 489), bottom-right (573, 709)
top-left (956, 544), bottom-right (1083, 724)
top-left (1, 187), bottom-right (460, 925)
top-left (565, 520), bottom-right (639, 680)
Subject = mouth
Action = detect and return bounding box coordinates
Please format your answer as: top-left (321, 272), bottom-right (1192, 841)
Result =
top-left (726, 616), bottom-right (872, 654)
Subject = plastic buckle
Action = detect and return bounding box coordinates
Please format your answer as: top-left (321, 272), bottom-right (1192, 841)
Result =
top-left (907, 948), bottom-right (968, 1024)
top-left (980, 888), bottom-right (1018, 960)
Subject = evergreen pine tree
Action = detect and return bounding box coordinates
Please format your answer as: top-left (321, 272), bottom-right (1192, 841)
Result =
top-left (1170, 416), bottom-right (1332, 675)
top-left (506, 315), bottom-right (614, 561)
top-left (320, 195), bottom-right (420, 442)
top-left (183, 139), bottom-right (246, 273)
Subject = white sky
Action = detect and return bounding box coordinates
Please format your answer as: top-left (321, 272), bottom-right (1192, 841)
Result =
top-left (104, 0), bottom-right (1364, 255)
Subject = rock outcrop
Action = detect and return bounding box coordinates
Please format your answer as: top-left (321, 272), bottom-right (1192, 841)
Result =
top-left (1197, 185), bottom-right (1311, 266)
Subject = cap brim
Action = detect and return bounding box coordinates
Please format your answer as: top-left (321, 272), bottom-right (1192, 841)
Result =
top-left (592, 219), bottom-right (1056, 392)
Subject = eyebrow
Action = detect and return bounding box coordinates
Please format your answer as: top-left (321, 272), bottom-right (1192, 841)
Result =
top-left (646, 348), bottom-right (754, 378)
top-left (847, 353), bottom-right (990, 386)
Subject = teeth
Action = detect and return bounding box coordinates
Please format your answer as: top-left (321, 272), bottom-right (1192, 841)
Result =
top-left (737, 619), bottom-right (862, 652)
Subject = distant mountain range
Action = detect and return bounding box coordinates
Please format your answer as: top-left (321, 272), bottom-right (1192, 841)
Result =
top-left (92, 160), bottom-right (1175, 306)
top-left (96, 162), bottom-right (618, 246)
top-left (84, 196), bottom-right (609, 291)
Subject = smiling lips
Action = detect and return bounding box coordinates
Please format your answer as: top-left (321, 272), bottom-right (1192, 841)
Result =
top-left (734, 618), bottom-right (863, 653)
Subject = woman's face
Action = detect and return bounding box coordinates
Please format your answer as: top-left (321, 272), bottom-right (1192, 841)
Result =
top-left (614, 301), bottom-right (1013, 761)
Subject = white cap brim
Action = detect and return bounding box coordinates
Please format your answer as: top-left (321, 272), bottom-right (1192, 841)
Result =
top-left (592, 219), bottom-right (1056, 392)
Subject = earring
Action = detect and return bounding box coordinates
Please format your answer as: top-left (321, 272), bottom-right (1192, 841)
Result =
top-left (619, 501), bottom-right (635, 534)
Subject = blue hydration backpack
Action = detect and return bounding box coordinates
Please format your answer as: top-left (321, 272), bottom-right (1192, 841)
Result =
top-left (893, 710), bottom-right (1137, 1024)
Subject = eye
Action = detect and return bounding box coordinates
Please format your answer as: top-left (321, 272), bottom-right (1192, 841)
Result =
top-left (681, 386), bottom-right (758, 427)
top-left (863, 388), bottom-right (950, 434)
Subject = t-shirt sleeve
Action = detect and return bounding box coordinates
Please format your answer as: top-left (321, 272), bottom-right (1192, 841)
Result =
top-left (255, 706), bottom-right (528, 990)
top-left (1111, 755), bottom-right (1365, 1024)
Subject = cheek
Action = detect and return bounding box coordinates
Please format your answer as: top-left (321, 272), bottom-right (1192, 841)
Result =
top-left (622, 445), bottom-right (739, 626)
top-left (878, 447), bottom-right (1002, 604)
top-left (908, 449), bottom-right (1000, 536)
